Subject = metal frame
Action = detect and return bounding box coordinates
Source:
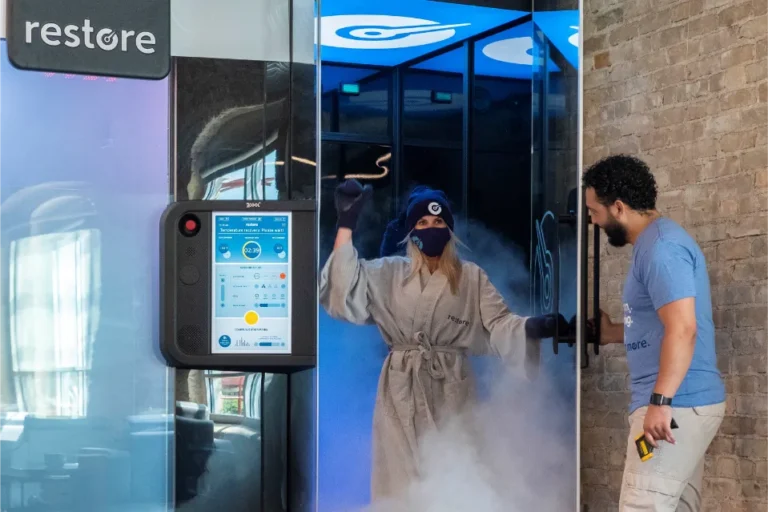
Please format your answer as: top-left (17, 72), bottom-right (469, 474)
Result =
top-left (321, 15), bottom-right (585, 353)
top-left (322, 14), bottom-right (535, 221)
top-left (318, 8), bottom-right (585, 512)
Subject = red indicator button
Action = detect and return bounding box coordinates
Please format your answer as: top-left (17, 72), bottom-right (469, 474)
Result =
top-left (185, 219), bottom-right (197, 232)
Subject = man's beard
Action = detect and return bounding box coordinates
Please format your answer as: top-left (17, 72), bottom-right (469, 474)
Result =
top-left (603, 217), bottom-right (629, 247)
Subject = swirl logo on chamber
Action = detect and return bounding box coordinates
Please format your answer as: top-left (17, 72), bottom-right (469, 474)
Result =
top-left (533, 211), bottom-right (555, 314)
top-left (482, 25), bottom-right (579, 66)
top-left (321, 15), bottom-right (470, 50)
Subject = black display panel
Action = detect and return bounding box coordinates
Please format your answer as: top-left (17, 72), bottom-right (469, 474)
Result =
top-left (160, 200), bottom-right (316, 372)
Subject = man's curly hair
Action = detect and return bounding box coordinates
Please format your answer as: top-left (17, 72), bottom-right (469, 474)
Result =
top-left (582, 154), bottom-right (658, 211)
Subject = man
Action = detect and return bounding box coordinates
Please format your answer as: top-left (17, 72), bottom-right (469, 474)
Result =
top-left (583, 154), bottom-right (726, 511)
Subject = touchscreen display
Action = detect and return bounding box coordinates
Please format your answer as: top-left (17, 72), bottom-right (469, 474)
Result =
top-left (211, 212), bottom-right (291, 354)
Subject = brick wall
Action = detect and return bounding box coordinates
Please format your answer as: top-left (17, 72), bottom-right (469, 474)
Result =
top-left (581, 0), bottom-right (768, 510)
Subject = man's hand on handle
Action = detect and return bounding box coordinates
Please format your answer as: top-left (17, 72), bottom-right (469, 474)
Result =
top-left (587, 309), bottom-right (624, 345)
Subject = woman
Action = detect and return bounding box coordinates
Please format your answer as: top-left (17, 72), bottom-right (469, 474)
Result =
top-left (319, 179), bottom-right (566, 502)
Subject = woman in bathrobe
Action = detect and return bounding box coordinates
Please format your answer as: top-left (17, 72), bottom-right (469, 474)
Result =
top-left (319, 179), bottom-right (566, 502)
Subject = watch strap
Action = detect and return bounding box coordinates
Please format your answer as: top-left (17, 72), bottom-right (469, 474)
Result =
top-left (650, 393), bottom-right (673, 406)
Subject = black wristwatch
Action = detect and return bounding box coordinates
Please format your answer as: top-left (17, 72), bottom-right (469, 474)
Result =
top-left (650, 393), bottom-right (673, 406)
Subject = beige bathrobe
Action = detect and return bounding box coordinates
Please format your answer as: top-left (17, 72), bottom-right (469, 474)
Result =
top-left (319, 241), bottom-right (540, 502)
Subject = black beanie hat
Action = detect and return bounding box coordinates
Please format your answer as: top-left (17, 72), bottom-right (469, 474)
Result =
top-left (404, 186), bottom-right (454, 232)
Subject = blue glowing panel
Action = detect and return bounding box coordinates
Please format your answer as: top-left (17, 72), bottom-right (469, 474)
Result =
top-left (321, 66), bottom-right (380, 94)
top-left (319, 0), bottom-right (527, 67)
top-left (534, 10), bottom-right (579, 69)
top-left (414, 21), bottom-right (561, 79)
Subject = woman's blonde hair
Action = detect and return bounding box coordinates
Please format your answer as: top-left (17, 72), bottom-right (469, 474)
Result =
top-left (405, 231), bottom-right (463, 294)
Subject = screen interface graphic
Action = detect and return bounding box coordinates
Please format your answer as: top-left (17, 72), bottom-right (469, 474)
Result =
top-left (212, 212), bottom-right (292, 354)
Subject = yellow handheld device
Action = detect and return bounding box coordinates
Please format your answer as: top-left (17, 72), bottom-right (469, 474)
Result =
top-left (635, 418), bottom-right (679, 462)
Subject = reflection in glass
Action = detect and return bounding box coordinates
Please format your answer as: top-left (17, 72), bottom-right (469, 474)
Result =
top-left (402, 146), bottom-right (462, 212)
top-left (10, 230), bottom-right (100, 417)
top-left (0, 41), bottom-right (172, 511)
top-left (469, 24), bottom-right (534, 265)
top-left (175, 58), bottom-right (271, 202)
top-left (319, 142), bottom-right (394, 259)
top-left (526, 9), bottom-right (580, 507)
top-left (405, 47), bottom-right (465, 143)
top-left (202, 151), bottom-right (280, 201)
top-left (173, 21), bottom-right (316, 508)
top-left (321, 65), bottom-right (390, 136)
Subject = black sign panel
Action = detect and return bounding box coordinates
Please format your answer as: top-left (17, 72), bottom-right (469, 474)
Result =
top-left (7, 0), bottom-right (170, 79)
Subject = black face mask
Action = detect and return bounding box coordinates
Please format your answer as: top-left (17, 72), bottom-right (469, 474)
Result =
top-left (410, 227), bottom-right (451, 257)
top-left (603, 216), bottom-right (629, 247)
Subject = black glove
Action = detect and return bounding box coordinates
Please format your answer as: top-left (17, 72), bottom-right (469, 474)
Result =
top-left (335, 179), bottom-right (373, 230)
top-left (525, 313), bottom-right (570, 339)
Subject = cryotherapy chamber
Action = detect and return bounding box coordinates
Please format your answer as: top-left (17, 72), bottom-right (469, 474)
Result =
top-left (316, 0), bottom-right (590, 510)
top-left (0, 0), bottom-right (590, 510)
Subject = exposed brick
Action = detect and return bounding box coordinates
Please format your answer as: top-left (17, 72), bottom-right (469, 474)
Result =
top-left (595, 8), bottom-right (624, 31)
top-left (756, 166), bottom-right (768, 188)
top-left (707, 110), bottom-right (743, 135)
top-left (609, 22), bottom-right (639, 46)
top-left (654, 106), bottom-right (688, 128)
top-left (716, 457), bottom-right (740, 478)
top-left (667, 43), bottom-right (688, 65)
top-left (741, 148), bottom-right (768, 171)
top-left (721, 238), bottom-right (753, 260)
top-left (741, 105), bottom-right (768, 128)
top-left (585, 34), bottom-right (609, 54)
top-left (745, 60), bottom-right (767, 83)
top-left (728, 215), bottom-right (768, 238)
top-left (721, 44), bottom-right (757, 68)
top-left (656, 25), bottom-right (688, 49)
top-left (705, 0), bottom-right (734, 9)
top-left (687, 54), bottom-right (723, 80)
top-left (594, 52), bottom-right (612, 69)
top-left (757, 460), bottom-right (768, 479)
top-left (755, 0), bottom-right (768, 14)
top-left (697, 27), bottom-right (741, 58)
top-left (720, 415), bottom-right (759, 437)
top-left (757, 37), bottom-right (767, 59)
top-left (741, 14), bottom-right (767, 39)
top-left (720, 131), bottom-right (758, 152)
top-left (583, 1), bottom-right (768, 508)
top-left (687, 100), bottom-right (720, 121)
top-left (707, 478), bottom-right (741, 498)
top-left (690, 14), bottom-right (720, 37)
top-left (638, 52), bottom-right (670, 76)
top-left (737, 395), bottom-right (768, 414)
top-left (721, 88), bottom-right (759, 110)
top-left (718, 1), bottom-right (755, 26)
top-left (742, 480), bottom-right (768, 499)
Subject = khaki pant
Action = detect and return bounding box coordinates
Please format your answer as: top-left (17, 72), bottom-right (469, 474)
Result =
top-left (619, 402), bottom-right (725, 511)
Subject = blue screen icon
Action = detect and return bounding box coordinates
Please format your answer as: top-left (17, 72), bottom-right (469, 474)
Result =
top-left (219, 335), bottom-right (232, 348)
top-left (243, 241), bottom-right (262, 259)
top-left (274, 243), bottom-right (284, 253)
top-left (219, 244), bottom-right (229, 253)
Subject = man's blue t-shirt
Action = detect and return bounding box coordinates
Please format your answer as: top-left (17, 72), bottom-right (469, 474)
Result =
top-left (623, 217), bottom-right (725, 413)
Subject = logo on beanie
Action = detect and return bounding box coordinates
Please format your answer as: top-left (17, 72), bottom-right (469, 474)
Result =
top-left (428, 202), bottom-right (442, 215)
